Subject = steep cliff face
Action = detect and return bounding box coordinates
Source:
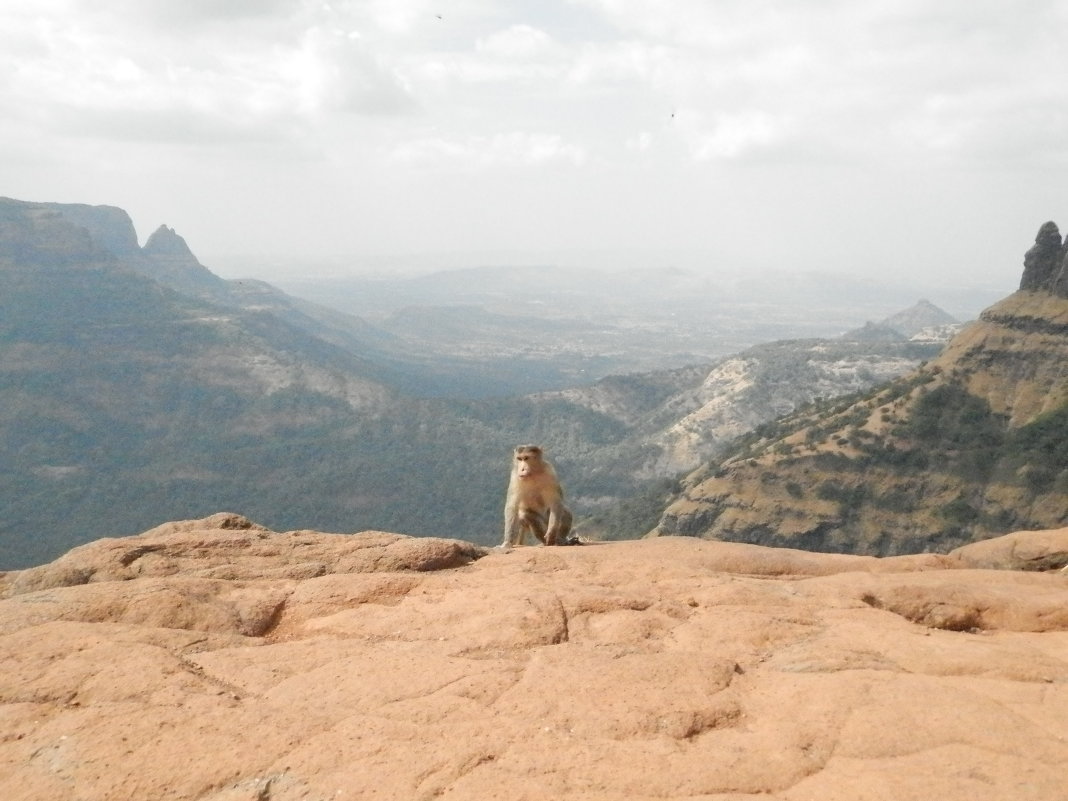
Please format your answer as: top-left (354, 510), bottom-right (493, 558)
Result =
top-left (0, 198), bottom-right (115, 269)
top-left (0, 198), bottom-right (398, 568)
top-left (1, 199), bottom-right (392, 410)
top-left (1019, 220), bottom-right (1068, 296)
top-left (33, 199), bottom-right (405, 367)
top-left (654, 222), bottom-right (1068, 555)
top-left (33, 201), bottom-right (224, 301)
top-left (139, 223), bottom-right (231, 298)
top-left (937, 291), bottom-right (1068, 425)
top-left (39, 201), bottom-right (143, 259)
top-left (40, 200), bottom-right (252, 303)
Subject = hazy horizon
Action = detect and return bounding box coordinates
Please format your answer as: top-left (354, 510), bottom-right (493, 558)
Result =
top-left (4, 1), bottom-right (1067, 289)
top-left (211, 245), bottom-right (1018, 292)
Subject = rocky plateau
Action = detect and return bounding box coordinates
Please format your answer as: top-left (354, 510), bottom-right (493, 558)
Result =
top-left (2, 514), bottom-right (1067, 800)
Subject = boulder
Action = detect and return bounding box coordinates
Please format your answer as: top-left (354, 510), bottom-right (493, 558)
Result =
top-left (950, 526), bottom-right (1068, 571)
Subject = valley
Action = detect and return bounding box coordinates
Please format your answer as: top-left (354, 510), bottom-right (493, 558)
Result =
top-left (276, 264), bottom-right (998, 397)
top-left (1, 196), bottom-right (1060, 570)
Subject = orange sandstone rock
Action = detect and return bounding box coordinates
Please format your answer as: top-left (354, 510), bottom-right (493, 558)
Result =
top-left (1, 517), bottom-right (1066, 800)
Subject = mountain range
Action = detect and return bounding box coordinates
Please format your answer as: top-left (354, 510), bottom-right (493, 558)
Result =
top-left (1, 195), bottom-right (1050, 569)
top-left (653, 221), bottom-right (1068, 554)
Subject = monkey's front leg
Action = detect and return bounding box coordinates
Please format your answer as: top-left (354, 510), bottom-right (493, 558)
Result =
top-left (545, 504), bottom-right (573, 546)
top-left (500, 504), bottom-right (523, 550)
top-left (522, 508), bottom-right (548, 545)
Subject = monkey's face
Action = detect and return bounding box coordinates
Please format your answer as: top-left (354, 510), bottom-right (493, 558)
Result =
top-left (513, 445), bottom-right (542, 479)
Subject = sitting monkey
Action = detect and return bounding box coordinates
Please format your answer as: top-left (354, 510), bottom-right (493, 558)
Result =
top-left (500, 444), bottom-right (577, 549)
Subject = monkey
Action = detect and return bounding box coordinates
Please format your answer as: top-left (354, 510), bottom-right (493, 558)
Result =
top-left (500, 444), bottom-right (576, 549)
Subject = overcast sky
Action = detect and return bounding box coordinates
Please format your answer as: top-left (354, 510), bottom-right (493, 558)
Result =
top-left (3, 0), bottom-right (1067, 286)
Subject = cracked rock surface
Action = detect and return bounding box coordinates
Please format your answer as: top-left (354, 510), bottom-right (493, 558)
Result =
top-left (2, 515), bottom-right (1067, 800)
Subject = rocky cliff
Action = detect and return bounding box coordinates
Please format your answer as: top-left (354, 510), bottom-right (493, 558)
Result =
top-left (0, 198), bottom-right (399, 567)
top-left (139, 223), bottom-right (231, 298)
top-left (551, 336), bottom-right (941, 484)
top-left (33, 202), bottom-right (236, 301)
top-left (32, 200), bottom-right (395, 355)
top-left (0, 200), bottom-right (113, 270)
top-left (654, 222), bottom-right (1068, 554)
top-left (642, 340), bottom-right (937, 477)
top-left (1, 514), bottom-right (1066, 800)
top-left (1020, 220), bottom-right (1068, 296)
top-left (37, 202), bottom-right (143, 260)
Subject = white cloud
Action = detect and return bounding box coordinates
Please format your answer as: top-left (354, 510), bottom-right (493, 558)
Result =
top-left (681, 110), bottom-right (793, 161)
top-left (359, 0), bottom-right (437, 35)
top-left (477, 24), bottom-right (556, 58)
top-left (390, 131), bottom-right (587, 169)
top-left (288, 26), bottom-right (416, 115)
top-left (573, 0), bottom-right (780, 47)
top-left (570, 0), bottom-right (1068, 166)
top-left (565, 40), bottom-right (675, 87)
top-left (626, 131), bottom-right (652, 152)
top-left (90, 0), bottom-right (299, 28)
top-left (407, 22), bottom-right (568, 89)
top-left (0, 0), bottom-right (417, 148)
top-left (2, 0), bottom-right (1067, 279)
top-left (15, 0), bottom-right (1063, 170)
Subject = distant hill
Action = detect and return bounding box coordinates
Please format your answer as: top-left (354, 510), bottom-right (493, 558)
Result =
top-left (653, 222), bottom-right (1068, 554)
top-left (842, 299), bottom-right (960, 341)
top-left (0, 198), bottom-right (411, 566)
top-left (881, 299), bottom-right (959, 337)
top-left (278, 266), bottom-right (997, 397)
